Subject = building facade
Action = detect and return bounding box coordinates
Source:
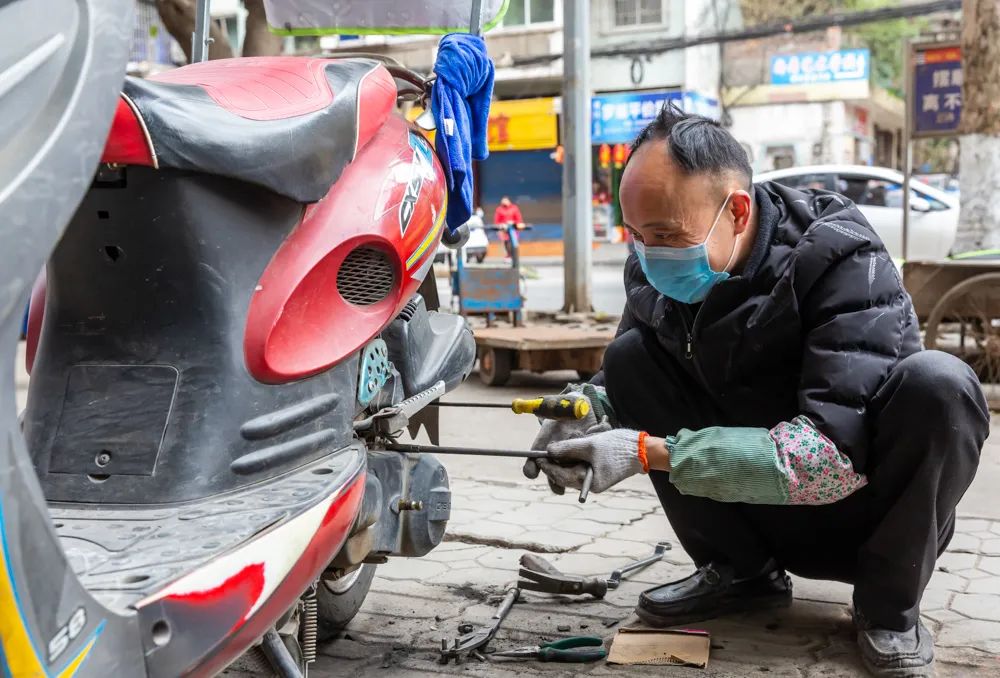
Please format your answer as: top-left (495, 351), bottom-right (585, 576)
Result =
top-left (721, 29), bottom-right (904, 174)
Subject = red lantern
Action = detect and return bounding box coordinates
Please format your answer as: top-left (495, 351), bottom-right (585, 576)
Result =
top-left (613, 143), bottom-right (627, 168)
top-left (598, 143), bottom-right (611, 168)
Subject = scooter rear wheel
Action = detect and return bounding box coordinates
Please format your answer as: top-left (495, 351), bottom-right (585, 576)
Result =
top-left (316, 563), bottom-right (378, 641)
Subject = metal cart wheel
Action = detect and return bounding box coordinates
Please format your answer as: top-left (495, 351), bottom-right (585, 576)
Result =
top-left (924, 272), bottom-right (1000, 388)
top-left (479, 346), bottom-right (513, 386)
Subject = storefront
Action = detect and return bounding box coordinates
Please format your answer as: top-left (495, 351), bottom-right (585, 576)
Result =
top-left (477, 97), bottom-right (563, 243)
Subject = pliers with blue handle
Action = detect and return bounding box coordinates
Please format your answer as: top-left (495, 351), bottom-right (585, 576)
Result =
top-left (490, 636), bottom-right (607, 662)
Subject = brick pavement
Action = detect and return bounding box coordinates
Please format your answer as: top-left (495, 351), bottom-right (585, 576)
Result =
top-left (311, 478), bottom-right (1000, 677)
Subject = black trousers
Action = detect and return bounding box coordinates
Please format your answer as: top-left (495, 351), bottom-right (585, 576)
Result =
top-left (603, 327), bottom-right (990, 631)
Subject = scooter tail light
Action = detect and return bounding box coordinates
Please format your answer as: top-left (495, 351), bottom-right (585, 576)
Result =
top-left (100, 96), bottom-right (156, 167)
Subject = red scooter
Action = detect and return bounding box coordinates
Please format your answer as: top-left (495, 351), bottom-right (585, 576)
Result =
top-left (2, 13), bottom-right (478, 676)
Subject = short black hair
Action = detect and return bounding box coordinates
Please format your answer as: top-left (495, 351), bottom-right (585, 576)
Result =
top-left (631, 102), bottom-right (752, 189)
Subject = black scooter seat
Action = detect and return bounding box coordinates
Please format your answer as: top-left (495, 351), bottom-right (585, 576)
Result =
top-left (120, 57), bottom-right (395, 202)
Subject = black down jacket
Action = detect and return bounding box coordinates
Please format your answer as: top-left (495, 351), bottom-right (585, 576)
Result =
top-left (615, 181), bottom-right (922, 472)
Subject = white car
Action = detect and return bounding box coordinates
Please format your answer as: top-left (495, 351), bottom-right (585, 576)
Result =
top-left (756, 165), bottom-right (959, 260)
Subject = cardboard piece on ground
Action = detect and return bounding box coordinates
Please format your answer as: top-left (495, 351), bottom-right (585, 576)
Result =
top-left (607, 627), bottom-right (711, 668)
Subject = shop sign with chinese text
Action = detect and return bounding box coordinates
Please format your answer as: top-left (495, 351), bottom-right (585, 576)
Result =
top-left (487, 98), bottom-right (559, 151)
top-left (911, 43), bottom-right (962, 138)
top-left (770, 49), bottom-right (869, 86)
top-left (590, 91), bottom-right (719, 145)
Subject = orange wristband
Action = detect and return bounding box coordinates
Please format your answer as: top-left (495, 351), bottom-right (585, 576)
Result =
top-left (637, 431), bottom-right (650, 474)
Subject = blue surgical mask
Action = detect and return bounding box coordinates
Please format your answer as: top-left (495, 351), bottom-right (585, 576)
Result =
top-left (634, 192), bottom-right (737, 304)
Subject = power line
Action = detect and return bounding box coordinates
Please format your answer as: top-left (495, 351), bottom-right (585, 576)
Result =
top-left (508, 0), bottom-right (962, 67)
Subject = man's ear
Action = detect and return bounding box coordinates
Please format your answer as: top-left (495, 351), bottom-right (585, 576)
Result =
top-left (730, 190), bottom-right (753, 235)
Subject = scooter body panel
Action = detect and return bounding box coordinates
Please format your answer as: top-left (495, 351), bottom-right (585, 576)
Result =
top-left (245, 115), bottom-right (447, 383)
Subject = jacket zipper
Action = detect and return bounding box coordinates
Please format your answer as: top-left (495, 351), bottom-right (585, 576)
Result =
top-left (677, 303), bottom-right (712, 394)
top-left (676, 305), bottom-right (694, 358)
top-left (678, 300), bottom-right (707, 360)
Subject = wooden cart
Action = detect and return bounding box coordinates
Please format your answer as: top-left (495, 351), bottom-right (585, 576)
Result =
top-left (473, 316), bottom-right (618, 386)
top-left (903, 258), bottom-right (1000, 384)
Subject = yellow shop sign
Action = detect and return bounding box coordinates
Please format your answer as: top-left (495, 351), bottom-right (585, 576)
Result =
top-left (408, 97), bottom-right (558, 152)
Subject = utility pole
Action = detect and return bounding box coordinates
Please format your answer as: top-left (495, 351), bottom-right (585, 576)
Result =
top-left (954, 0), bottom-right (1000, 252)
top-left (191, 0), bottom-right (212, 63)
top-left (561, 0), bottom-right (592, 313)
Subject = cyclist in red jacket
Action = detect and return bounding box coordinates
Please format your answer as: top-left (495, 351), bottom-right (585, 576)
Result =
top-left (493, 196), bottom-right (525, 259)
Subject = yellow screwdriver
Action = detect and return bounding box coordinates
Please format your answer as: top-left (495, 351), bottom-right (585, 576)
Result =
top-left (511, 394), bottom-right (595, 502)
top-left (511, 394), bottom-right (591, 420)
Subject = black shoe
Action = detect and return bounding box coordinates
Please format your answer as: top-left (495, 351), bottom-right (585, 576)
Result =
top-left (854, 608), bottom-right (935, 677)
top-left (635, 562), bottom-right (792, 627)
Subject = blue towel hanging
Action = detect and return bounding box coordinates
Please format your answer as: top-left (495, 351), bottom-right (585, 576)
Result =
top-left (431, 33), bottom-right (495, 232)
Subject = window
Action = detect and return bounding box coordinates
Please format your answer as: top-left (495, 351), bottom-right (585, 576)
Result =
top-left (764, 145), bottom-right (795, 170)
top-left (884, 188), bottom-right (949, 211)
top-left (914, 191), bottom-right (949, 211)
top-left (772, 173), bottom-right (835, 191)
top-left (503, 0), bottom-right (555, 27)
top-left (837, 176), bottom-right (950, 211)
top-left (614, 0), bottom-right (664, 28)
top-left (837, 176), bottom-right (870, 204)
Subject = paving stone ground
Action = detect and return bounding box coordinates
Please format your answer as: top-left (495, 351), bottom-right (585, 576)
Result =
top-left (309, 476), bottom-right (1000, 677)
top-left (297, 370), bottom-right (1000, 677)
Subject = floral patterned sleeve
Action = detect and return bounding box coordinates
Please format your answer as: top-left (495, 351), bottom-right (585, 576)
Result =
top-left (666, 416), bottom-right (867, 506)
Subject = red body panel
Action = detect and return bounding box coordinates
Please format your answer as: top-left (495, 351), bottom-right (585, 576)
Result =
top-left (100, 97), bottom-right (155, 167)
top-left (137, 471), bottom-right (366, 677)
top-left (195, 474), bottom-right (364, 676)
top-left (149, 57), bottom-right (337, 121)
top-left (25, 270), bottom-right (46, 374)
top-left (355, 66), bottom-right (397, 155)
top-left (244, 119), bottom-right (447, 383)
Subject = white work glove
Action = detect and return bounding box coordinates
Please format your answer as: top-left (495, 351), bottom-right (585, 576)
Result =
top-left (536, 420), bottom-right (645, 494)
top-left (521, 392), bottom-right (599, 495)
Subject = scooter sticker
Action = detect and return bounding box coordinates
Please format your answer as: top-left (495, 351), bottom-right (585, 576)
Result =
top-left (0, 502), bottom-right (104, 676)
top-left (400, 132), bottom-right (433, 235)
top-left (406, 194), bottom-right (448, 271)
top-left (48, 606), bottom-right (86, 662)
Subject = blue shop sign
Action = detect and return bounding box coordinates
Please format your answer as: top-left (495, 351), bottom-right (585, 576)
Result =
top-left (590, 91), bottom-right (719, 145)
top-left (770, 49), bottom-right (869, 86)
top-left (912, 45), bottom-right (962, 137)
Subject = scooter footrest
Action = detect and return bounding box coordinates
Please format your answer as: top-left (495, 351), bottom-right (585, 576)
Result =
top-left (50, 445), bottom-right (365, 613)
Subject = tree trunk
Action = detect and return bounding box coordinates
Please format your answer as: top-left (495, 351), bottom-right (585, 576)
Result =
top-left (955, 0), bottom-right (1000, 252)
top-left (155, 0), bottom-right (234, 63)
top-left (242, 0), bottom-right (283, 57)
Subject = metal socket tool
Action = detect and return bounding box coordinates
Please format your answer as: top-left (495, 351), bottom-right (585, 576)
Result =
top-left (385, 442), bottom-right (595, 503)
top-left (518, 542), bottom-right (671, 598)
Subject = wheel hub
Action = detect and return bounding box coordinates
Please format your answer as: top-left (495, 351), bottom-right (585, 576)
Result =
top-left (324, 565), bottom-right (364, 594)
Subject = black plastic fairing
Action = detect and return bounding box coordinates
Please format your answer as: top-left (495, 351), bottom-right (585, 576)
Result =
top-left (23, 168), bottom-right (357, 504)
